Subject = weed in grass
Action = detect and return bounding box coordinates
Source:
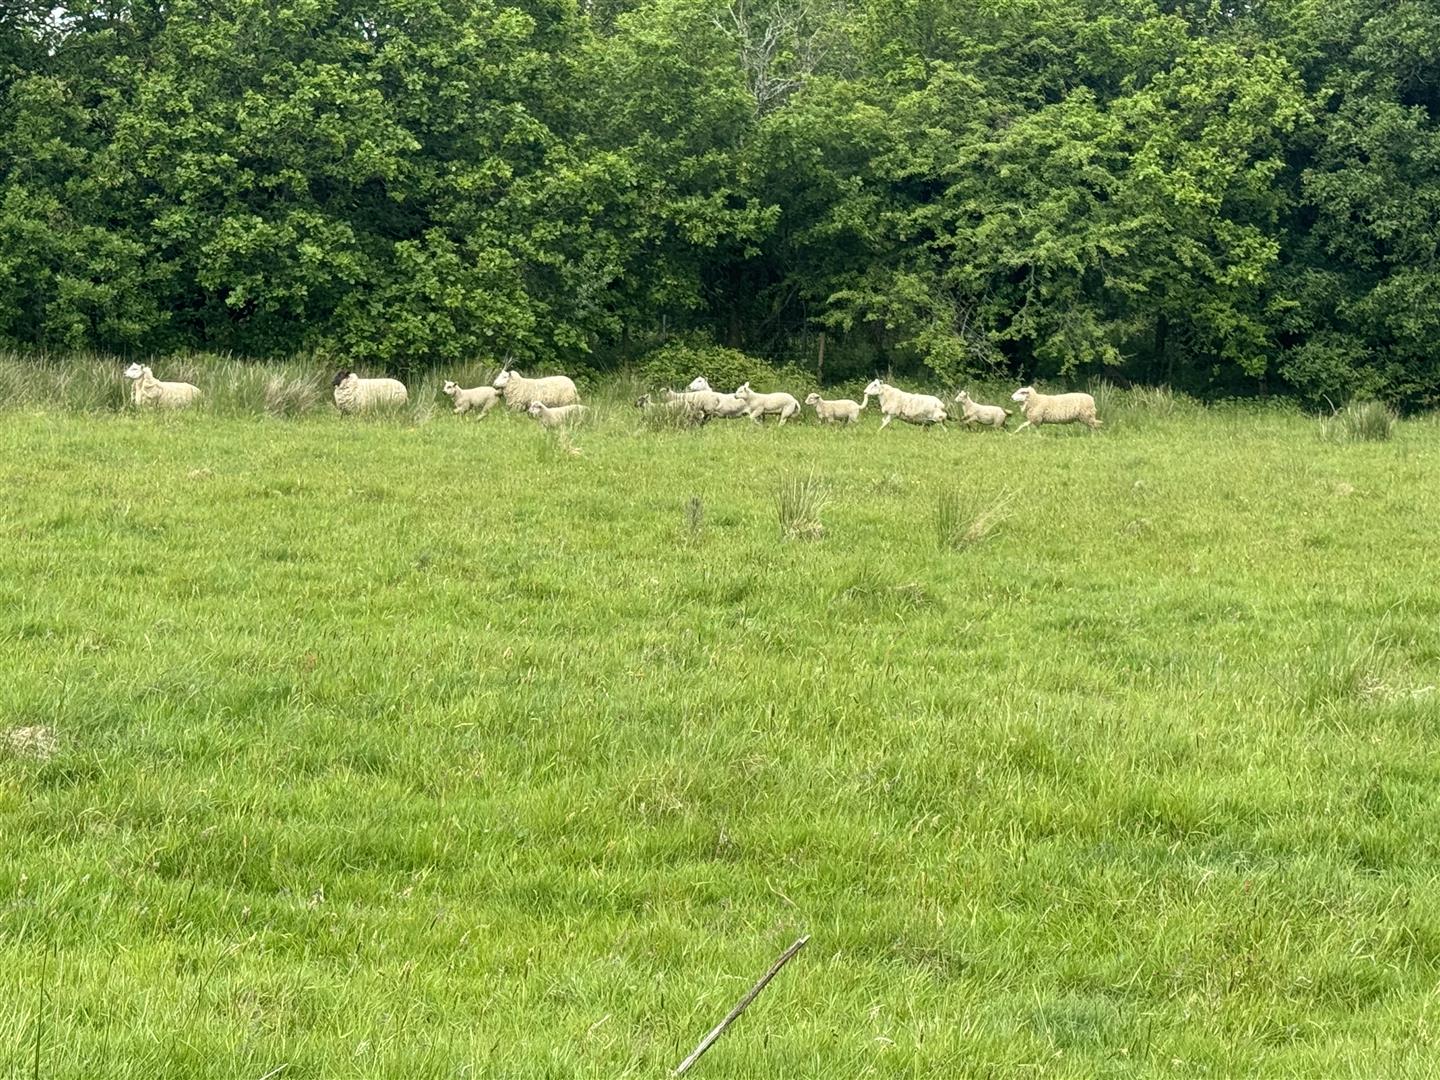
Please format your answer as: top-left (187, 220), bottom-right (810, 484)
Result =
top-left (263, 373), bottom-right (324, 416)
top-left (1322, 400), bottom-right (1396, 442)
top-left (777, 470), bottom-right (827, 540)
top-left (683, 495), bottom-right (705, 541)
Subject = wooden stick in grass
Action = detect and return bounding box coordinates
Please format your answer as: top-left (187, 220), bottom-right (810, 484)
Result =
top-left (673, 936), bottom-right (810, 1076)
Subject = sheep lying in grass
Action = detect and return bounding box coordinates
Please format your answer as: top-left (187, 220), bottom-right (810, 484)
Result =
top-left (953, 390), bottom-right (1011, 429)
top-left (805, 392), bottom-right (866, 424)
top-left (332, 370), bottom-right (408, 414)
top-left (443, 381), bottom-right (499, 417)
top-left (735, 382), bottom-right (801, 424)
top-left (123, 363), bottom-right (201, 410)
top-left (863, 379), bottom-right (947, 428)
top-left (527, 401), bottom-right (590, 428)
top-left (493, 368), bottom-right (579, 411)
top-left (1010, 386), bottom-right (1102, 433)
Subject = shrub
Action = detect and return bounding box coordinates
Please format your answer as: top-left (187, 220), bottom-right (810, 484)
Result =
top-left (637, 339), bottom-right (814, 396)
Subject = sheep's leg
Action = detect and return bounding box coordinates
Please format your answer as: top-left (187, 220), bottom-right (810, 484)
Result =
top-left (1011, 419), bottom-right (1032, 435)
top-left (879, 412), bottom-right (893, 429)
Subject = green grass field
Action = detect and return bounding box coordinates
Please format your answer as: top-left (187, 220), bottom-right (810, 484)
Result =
top-left (3, 375), bottom-right (1439, 1077)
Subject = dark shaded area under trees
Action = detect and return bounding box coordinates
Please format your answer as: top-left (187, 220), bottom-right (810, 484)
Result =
top-left (1, 0), bottom-right (1437, 404)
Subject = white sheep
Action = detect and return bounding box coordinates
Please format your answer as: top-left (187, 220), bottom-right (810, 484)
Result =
top-left (527, 400), bottom-right (590, 428)
top-left (665, 386), bottom-right (750, 419)
top-left (332, 370), bottom-right (408, 414)
top-left (443, 380), bottom-right (499, 417)
top-left (493, 368), bottom-right (579, 411)
top-left (123, 363), bottom-right (202, 410)
top-left (734, 382), bottom-right (801, 424)
top-left (862, 379), bottom-right (947, 428)
top-left (804, 392), bottom-right (867, 424)
top-left (1009, 386), bottom-right (1102, 433)
top-left (953, 390), bottom-right (1011, 429)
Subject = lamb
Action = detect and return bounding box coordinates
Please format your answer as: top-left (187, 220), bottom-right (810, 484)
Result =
top-left (492, 368), bottom-right (579, 411)
top-left (953, 390), bottom-right (1011, 429)
top-left (123, 363), bottom-right (202, 410)
top-left (332, 370), bottom-right (408, 414)
top-left (637, 393), bottom-right (709, 425)
top-left (527, 400), bottom-right (590, 428)
top-left (804, 392), bottom-right (867, 424)
top-left (862, 379), bottom-right (947, 428)
top-left (1009, 386), bottom-right (1102, 433)
top-left (734, 382), bottom-right (801, 424)
top-left (442, 380), bottom-right (499, 417)
top-left (665, 386), bottom-right (750, 419)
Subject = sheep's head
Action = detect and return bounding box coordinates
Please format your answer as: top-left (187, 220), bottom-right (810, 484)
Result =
top-left (442, 380), bottom-right (460, 398)
top-left (492, 369), bottom-right (513, 389)
top-left (527, 401), bottom-right (545, 416)
top-left (1011, 386), bottom-right (1034, 403)
top-left (863, 378), bottom-right (885, 397)
top-left (955, 390), bottom-right (972, 404)
top-left (804, 393), bottom-right (821, 405)
top-left (332, 369), bottom-right (356, 388)
top-left (735, 381), bottom-right (753, 398)
top-left (686, 377), bottom-right (711, 392)
top-left (122, 362), bottom-right (145, 380)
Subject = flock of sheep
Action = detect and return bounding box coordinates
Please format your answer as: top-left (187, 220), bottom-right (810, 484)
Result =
top-left (120, 363), bottom-right (1104, 433)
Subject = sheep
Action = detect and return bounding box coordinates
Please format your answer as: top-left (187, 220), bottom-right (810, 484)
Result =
top-left (734, 381), bottom-right (801, 424)
top-left (332, 370), bottom-right (408, 414)
top-left (664, 386), bottom-right (750, 420)
top-left (123, 363), bottom-right (202, 410)
top-left (492, 368), bottom-right (579, 411)
top-left (527, 400), bottom-right (590, 428)
top-left (1009, 386), bottom-right (1102, 433)
top-left (804, 392), bottom-right (867, 424)
top-left (862, 379), bottom-right (947, 428)
top-left (953, 390), bottom-right (1011, 429)
top-left (442, 380), bottom-right (500, 417)
top-left (637, 393), bottom-right (709, 425)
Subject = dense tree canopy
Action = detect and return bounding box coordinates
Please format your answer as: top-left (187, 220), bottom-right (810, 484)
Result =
top-left (0, 0), bottom-right (1434, 402)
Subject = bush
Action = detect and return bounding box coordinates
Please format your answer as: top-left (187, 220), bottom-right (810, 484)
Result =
top-left (636, 339), bottom-right (815, 396)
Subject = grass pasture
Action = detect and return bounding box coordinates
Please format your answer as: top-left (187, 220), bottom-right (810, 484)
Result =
top-left (2, 374), bottom-right (1440, 1077)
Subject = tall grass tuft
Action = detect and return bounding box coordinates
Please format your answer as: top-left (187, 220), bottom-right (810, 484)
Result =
top-left (777, 470), bottom-right (828, 540)
top-left (683, 495), bottom-right (705, 542)
top-left (263, 373), bottom-right (324, 417)
top-left (936, 488), bottom-right (1013, 550)
top-left (1322, 400), bottom-right (1396, 443)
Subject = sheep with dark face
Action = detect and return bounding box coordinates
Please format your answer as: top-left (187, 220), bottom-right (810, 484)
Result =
top-left (1009, 386), bottom-right (1102, 433)
top-left (124, 363), bottom-right (201, 409)
top-left (332, 370), bottom-right (408, 414)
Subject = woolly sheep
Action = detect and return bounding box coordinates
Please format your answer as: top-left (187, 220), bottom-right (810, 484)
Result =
top-left (665, 386), bottom-right (750, 419)
top-left (442, 380), bottom-right (499, 417)
top-left (637, 393), bottom-right (709, 425)
top-left (804, 392), bottom-right (867, 424)
top-left (527, 401), bottom-right (590, 428)
top-left (332, 370), bottom-right (408, 414)
top-left (734, 382), bottom-right (801, 424)
top-left (493, 368), bottom-right (579, 411)
top-left (862, 379), bottom-right (947, 428)
top-left (1009, 386), bottom-right (1102, 433)
top-left (953, 390), bottom-right (1011, 429)
top-left (123, 363), bottom-right (201, 410)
